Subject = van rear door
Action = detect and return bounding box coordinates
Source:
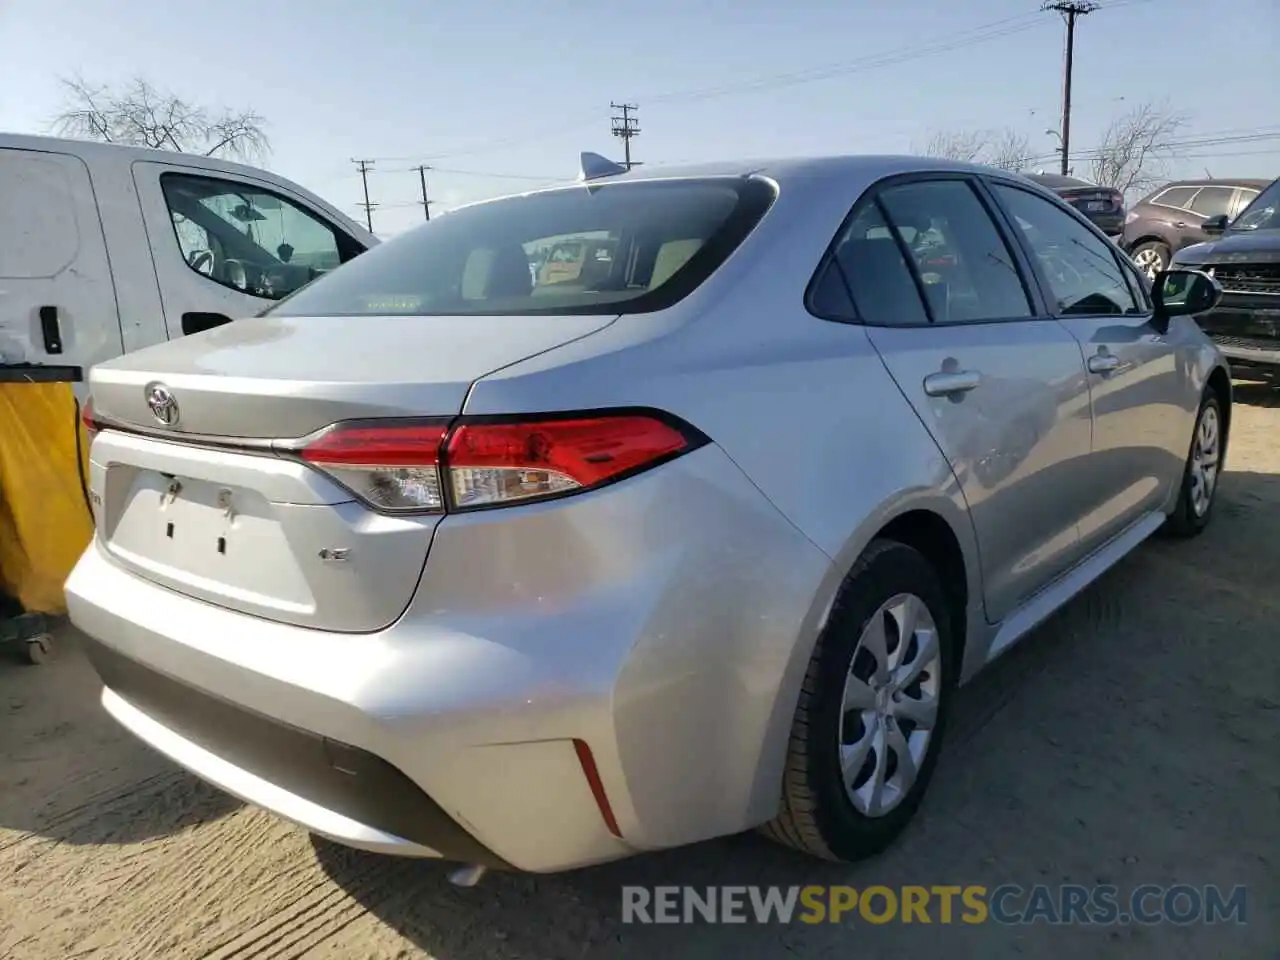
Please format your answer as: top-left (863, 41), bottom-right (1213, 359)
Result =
top-left (0, 147), bottom-right (122, 371)
top-left (130, 160), bottom-right (371, 341)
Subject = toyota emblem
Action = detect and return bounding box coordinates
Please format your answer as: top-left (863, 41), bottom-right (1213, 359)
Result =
top-left (145, 382), bottom-right (180, 426)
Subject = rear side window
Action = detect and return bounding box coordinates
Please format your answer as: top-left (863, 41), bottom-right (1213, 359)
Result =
top-left (270, 177), bottom-right (775, 317)
top-left (828, 203), bottom-right (929, 327)
top-left (1188, 186), bottom-right (1234, 218)
top-left (1153, 186), bottom-right (1196, 210)
top-left (877, 179), bottom-right (1032, 323)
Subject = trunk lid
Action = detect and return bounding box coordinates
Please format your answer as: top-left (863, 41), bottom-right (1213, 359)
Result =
top-left (88, 313), bottom-right (615, 632)
top-left (91, 313), bottom-right (614, 438)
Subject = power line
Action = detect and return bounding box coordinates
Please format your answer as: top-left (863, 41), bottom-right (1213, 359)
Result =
top-left (641, 14), bottom-right (1047, 106)
top-left (610, 102), bottom-right (640, 171)
top-left (351, 158), bottom-right (377, 232)
top-left (348, 10), bottom-right (1084, 165)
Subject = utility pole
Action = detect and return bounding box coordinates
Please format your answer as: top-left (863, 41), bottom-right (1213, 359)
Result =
top-left (1043, 1), bottom-right (1097, 175)
top-left (413, 164), bottom-right (432, 221)
top-left (610, 102), bottom-right (640, 170)
top-left (351, 158), bottom-right (377, 232)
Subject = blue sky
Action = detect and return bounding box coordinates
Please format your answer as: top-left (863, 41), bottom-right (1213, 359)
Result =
top-left (1, 0), bottom-right (1276, 237)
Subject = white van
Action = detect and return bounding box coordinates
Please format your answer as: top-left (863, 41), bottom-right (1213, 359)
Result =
top-left (0, 134), bottom-right (377, 375)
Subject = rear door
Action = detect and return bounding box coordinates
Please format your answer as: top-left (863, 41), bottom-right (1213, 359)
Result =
top-left (131, 161), bottom-right (367, 339)
top-left (0, 147), bottom-right (123, 370)
top-left (988, 180), bottom-right (1187, 554)
top-left (840, 174), bottom-right (1093, 623)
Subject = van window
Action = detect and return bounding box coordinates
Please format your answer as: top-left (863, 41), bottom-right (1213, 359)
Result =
top-left (160, 173), bottom-right (360, 300)
top-left (0, 151), bottom-right (81, 278)
top-left (269, 177), bottom-right (776, 317)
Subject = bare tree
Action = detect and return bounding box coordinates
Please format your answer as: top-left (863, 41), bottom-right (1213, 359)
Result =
top-left (917, 127), bottom-right (1034, 171)
top-left (920, 129), bottom-right (990, 164)
top-left (51, 76), bottom-right (269, 162)
top-left (985, 128), bottom-right (1034, 172)
top-left (1086, 101), bottom-right (1188, 197)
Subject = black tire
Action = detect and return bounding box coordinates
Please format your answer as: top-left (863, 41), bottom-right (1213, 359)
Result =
top-left (761, 539), bottom-right (956, 862)
top-left (1130, 240), bottom-right (1170, 280)
top-left (1162, 391), bottom-right (1224, 538)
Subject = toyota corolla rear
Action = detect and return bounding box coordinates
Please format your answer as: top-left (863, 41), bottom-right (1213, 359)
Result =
top-left (65, 171), bottom-right (834, 873)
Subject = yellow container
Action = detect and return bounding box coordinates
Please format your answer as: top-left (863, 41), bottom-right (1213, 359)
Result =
top-left (0, 383), bottom-right (93, 615)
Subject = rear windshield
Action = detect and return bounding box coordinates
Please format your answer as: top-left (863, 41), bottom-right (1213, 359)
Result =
top-left (269, 176), bottom-right (775, 317)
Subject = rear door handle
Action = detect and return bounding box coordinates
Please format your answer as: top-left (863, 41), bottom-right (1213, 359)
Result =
top-left (1173, 221), bottom-right (1188, 229)
top-left (923, 370), bottom-right (981, 397)
top-left (1087, 354), bottom-right (1120, 374)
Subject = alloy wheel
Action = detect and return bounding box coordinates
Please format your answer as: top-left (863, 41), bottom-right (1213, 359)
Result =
top-left (1133, 247), bottom-right (1165, 280)
top-left (1190, 404), bottom-right (1220, 518)
top-left (839, 593), bottom-right (941, 818)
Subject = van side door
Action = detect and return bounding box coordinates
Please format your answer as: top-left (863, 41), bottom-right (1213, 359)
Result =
top-left (0, 147), bottom-right (123, 371)
top-left (130, 161), bottom-right (368, 338)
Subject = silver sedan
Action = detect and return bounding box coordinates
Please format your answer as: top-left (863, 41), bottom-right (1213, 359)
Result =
top-left (67, 153), bottom-right (1229, 881)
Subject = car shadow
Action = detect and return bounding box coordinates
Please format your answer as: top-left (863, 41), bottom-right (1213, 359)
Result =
top-left (1232, 381), bottom-right (1280, 408)
top-left (0, 626), bottom-right (242, 847)
top-left (312, 466), bottom-right (1280, 959)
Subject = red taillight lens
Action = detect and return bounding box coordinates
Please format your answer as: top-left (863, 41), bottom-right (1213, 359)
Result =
top-left (446, 414), bottom-right (694, 510)
top-left (300, 421), bottom-right (449, 513)
top-left (296, 412), bottom-right (703, 514)
top-left (80, 397), bottom-right (99, 439)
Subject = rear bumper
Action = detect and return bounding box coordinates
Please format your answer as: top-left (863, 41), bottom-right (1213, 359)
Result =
top-left (66, 443), bottom-right (834, 872)
top-left (84, 636), bottom-right (509, 866)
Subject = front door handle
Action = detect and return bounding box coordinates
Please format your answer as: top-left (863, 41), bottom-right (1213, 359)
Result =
top-left (923, 370), bottom-right (981, 397)
top-left (1087, 353), bottom-right (1120, 374)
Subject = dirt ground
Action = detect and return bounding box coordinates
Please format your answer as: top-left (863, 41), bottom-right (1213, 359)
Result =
top-left (2, 388), bottom-right (1277, 960)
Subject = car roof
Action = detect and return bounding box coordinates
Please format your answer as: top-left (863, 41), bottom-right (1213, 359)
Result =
top-left (1022, 172), bottom-right (1095, 189)
top-left (1142, 178), bottom-right (1273, 197)
top-left (448, 154), bottom-right (1051, 217)
top-left (0, 131), bottom-right (292, 182)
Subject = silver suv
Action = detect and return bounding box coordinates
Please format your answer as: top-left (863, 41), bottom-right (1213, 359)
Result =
top-left (69, 155), bottom-right (1229, 881)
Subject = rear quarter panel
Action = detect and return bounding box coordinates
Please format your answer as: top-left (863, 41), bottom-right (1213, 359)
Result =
top-left (463, 169), bottom-right (983, 833)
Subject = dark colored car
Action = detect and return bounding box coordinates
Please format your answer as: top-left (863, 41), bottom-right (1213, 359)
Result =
top-left (1022, 173), bottom-right (1125, 237)
top-left (1121, 178), bottom-right (1269, 279)
top-left (1171, 176), bottom-right (1280, 382)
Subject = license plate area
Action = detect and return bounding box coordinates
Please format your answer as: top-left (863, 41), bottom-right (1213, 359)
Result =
top-left (104, 469), bottom-right (313, 613)
top-left (1086, 201), bottom-right (1108, 212)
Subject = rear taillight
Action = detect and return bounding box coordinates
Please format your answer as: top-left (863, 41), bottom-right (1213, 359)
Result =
top-left (299, 421), bottom-right (450, 513)
top-left (81, 397), bottom-right (100, 439)
top-left (297, 411), bottom-right (705, 515)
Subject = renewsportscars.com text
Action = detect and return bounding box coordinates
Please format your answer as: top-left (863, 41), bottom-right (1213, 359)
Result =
top-left (621, 884), bottom-right (1248, 926)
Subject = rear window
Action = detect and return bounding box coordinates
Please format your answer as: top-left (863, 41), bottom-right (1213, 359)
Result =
top-left (269, 177), bottom-right (775, 317)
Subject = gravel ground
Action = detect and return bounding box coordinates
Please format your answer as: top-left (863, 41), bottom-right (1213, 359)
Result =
top-left (1, 387), bottom-right (1277, 960)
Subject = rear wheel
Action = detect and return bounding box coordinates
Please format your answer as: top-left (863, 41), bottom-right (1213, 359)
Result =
top-left (1163, 391), bottom-right (1223, 538)
top-left (1131, 240), bottom-right (1170, 281)
top-left (761, 539), bottom-right (955, 861)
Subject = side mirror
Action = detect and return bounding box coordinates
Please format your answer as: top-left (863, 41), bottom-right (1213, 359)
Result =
top-left (1201, 214), bottom-right (1229, 235)
top-left (1152, 268), bottom-right (1222, 323)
